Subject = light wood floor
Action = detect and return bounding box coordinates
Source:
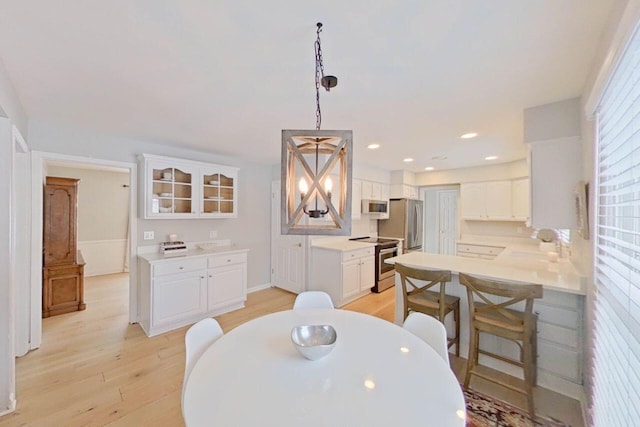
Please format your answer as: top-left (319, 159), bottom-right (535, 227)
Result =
top-left (0, 274), bottom-right (583, 426)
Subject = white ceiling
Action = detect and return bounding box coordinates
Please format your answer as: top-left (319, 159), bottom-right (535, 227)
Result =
top-left (0, 1), bottom-right (620, 172)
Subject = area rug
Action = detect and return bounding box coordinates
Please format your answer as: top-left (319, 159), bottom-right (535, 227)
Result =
top-left (465, 388), bottom-right (571, 427)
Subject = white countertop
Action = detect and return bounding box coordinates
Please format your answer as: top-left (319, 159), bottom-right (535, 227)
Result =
top-left (138, 246), bottom-right (249, 262)
top-left (311, 240), bottom-right (376, 252)
top-left (386, 249), bottom-right (586, 295)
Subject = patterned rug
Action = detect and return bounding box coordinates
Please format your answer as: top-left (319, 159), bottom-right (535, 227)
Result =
top-left (465, 388), bottom-right (571, 427)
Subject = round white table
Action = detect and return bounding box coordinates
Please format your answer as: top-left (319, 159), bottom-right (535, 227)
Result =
top-left (183, 309), bottom-right (466, 426)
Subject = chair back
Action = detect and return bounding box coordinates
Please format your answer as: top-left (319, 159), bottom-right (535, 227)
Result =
top-left (184, 318), bottom-right (224, 388)
top-left (458, 273), bottom-right (543, 324)
top-left (395, 263), bottom-right (451, 320)
top-left (403, 312), bottom-right (449, 363)
top-left (293, 291), bottom-right (334, 309)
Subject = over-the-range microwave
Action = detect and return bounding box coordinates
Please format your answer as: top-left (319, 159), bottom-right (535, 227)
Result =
top-left (362, 199), bottom-right (389, 218)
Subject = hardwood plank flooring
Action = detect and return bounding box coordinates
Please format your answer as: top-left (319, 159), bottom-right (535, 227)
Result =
top-left (0, 274), bottom-right (583, 426)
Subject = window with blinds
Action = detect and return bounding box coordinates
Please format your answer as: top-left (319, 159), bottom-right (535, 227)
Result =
top-left (592, 22), bottom-right (640, 427)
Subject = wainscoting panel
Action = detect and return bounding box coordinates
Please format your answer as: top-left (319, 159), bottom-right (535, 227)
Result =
top-left (78, 239), bottom-right (127, 277)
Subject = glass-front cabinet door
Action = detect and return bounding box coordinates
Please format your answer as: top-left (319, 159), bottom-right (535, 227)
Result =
top-left (147, 161), bottom-right (196, 218)
top-left (200, 165), bottom-right (238, 218)
top-left (142, 154), bottom-right (238, 219)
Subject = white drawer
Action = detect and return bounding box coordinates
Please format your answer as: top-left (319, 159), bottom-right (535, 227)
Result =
top-left (538, 340), bottom-right (581, 382)
top-left (153, 258), bottom-right (207, 277)
top-left (456, 244), bottom-right (504, 256)
top-left (457, 252), bottom-right (480, 259)
top-left (342, 247), bottom-right (374, 262)
top-left (209, 252), bottom-right (247, 268)
top-left (538, 322), bottom-right (579, 348)
top-left (539, 289), bottom-right (582, 310)
top-left (535, 304), bottom-right (579, 329)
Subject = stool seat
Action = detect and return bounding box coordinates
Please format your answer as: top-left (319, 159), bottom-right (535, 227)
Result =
top-left (459, 273), bottom-right (542, 418)
top-left (397, 263), bottom-right (460, 357)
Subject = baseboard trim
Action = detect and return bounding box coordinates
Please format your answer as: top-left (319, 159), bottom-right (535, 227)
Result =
top-left (0, 395), bottom-right (16, 417)
top-left (248, 282), bottom-right (273, 294)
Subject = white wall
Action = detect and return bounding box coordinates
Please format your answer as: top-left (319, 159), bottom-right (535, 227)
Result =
top-left (415, 159), bottom-right (528, 186)
top-left (29, 120), bottom-right (273, 291)
top-left (0, 59), bottom-right (27, 137)
top-left (47, 165), bottom-right (130, 276)
top-left (0, 119), bottom-right (15, 414)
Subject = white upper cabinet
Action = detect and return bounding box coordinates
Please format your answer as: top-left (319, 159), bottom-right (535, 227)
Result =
top-left (389, 184), bottom-right (419, 199)
top-left (460, 180), bottom-right (525, 221)
top-left (460, 182), bottom-right (487, 220)
top-left (199, 164), bottom-right (238, 218)
top-left (511, 178), bottom-right (530, 222)
top-left (528, 138), bottom-right (580, 229)
top-left (142, 154), bottom-right (238, 219)
top-left (361, 180), bottom-right (389, 201)
top-left (484, 181), bottom-right (512, 220)
top-left (524, 98), bottom-right (581, 229)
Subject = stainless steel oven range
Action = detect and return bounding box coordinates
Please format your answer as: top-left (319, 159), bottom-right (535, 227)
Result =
top-left (349, 237), bottom-right (400, 293)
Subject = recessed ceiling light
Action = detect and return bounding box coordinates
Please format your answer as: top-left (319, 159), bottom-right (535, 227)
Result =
top-left (403, 158), bottom-right (414, 162)
top-left (367, 143), bottom-right (380, 150)
top-left (424, 167), bottom-right (434, 171)
top-left (485, 156), bottom-right (498, 160)
top-left (460, 132), bottom-right (478, 139)
top-left (431, 156), bottom-right (448, 160)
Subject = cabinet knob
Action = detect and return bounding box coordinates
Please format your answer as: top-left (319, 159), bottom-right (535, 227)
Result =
top-left (227, 259), bottom-right (231, 262)
top-left (179, 266), bottom-right (184, 270)
top-left (209, 275), bottom-right (212, 278)
top-left (200, 276), bottom-right (205, 279)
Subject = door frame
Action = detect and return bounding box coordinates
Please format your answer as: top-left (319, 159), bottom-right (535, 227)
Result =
top-left (29, 151), bottom-right (137, 350)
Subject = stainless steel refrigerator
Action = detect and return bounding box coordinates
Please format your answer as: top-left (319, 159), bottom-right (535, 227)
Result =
top-left (378, 198), bottom-right (423, 252)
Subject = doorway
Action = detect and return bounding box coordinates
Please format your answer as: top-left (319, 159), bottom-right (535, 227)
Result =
top-left (422, 186), bottom-right (459, 255)
top-left (26, 152), bottom-right (137, 351)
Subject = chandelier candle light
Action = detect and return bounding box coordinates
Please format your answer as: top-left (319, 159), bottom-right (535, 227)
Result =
top-left (281, 22), bottom-right (353, 235)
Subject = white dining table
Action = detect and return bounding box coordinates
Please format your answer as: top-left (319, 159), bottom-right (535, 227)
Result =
top-left (182, 309), bottom-right (466, 426)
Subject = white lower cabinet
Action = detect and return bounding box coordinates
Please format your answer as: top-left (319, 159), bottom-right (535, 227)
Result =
top-left (153, 271), bottom-right (208, 327)
top-left (207, 253), bottom-right (247, 311)
top-left (309, 246), bottom-right (375, 307)
top-left (138, 249), bottom-right (248, 337)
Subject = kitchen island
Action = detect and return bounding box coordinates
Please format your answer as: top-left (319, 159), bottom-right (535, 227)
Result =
top-left (386, 246), bottom-right (586, 399)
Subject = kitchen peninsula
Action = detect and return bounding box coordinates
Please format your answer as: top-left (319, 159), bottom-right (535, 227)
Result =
top-left (386, 246), bottom-right (586, 399)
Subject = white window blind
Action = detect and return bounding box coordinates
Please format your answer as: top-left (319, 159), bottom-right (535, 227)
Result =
top-left (593, 22), bottom-right (640, 427)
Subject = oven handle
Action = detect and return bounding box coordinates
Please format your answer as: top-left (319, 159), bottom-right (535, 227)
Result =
top-left (379, 247), bottom-right (398, 256)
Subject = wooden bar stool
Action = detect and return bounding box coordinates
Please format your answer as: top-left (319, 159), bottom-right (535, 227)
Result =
top-left (459, 273), bottom-right (543, 417)
top-left (396, 263), bottom-right (460, 357)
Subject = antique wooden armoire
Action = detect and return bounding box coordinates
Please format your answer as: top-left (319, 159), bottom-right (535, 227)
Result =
top-left (42, 176), bottom-right (86, 317)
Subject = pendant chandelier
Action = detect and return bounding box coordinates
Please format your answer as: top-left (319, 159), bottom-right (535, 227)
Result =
top-left (281, 22), bottom-right (353, 235)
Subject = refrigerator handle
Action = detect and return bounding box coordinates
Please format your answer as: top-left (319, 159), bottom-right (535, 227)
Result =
top-left (413, 204), bottom-right (418, 246)
top-left (416, 204), bottom-right (422, 243)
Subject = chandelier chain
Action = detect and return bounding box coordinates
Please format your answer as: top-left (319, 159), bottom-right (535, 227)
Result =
top-left (315, 24), bottom-right (325, 130)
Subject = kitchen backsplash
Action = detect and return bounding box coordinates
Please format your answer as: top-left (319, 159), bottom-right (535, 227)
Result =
top-left (460, 220), bottom-right (537, 244)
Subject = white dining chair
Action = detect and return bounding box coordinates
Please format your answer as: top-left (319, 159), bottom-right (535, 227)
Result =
top-left (182, 318), bottom-right (224, 414)
top-left (403, 311), bottom-right (449, 363)
top-left (293, 291), bottom-right (335, 309)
